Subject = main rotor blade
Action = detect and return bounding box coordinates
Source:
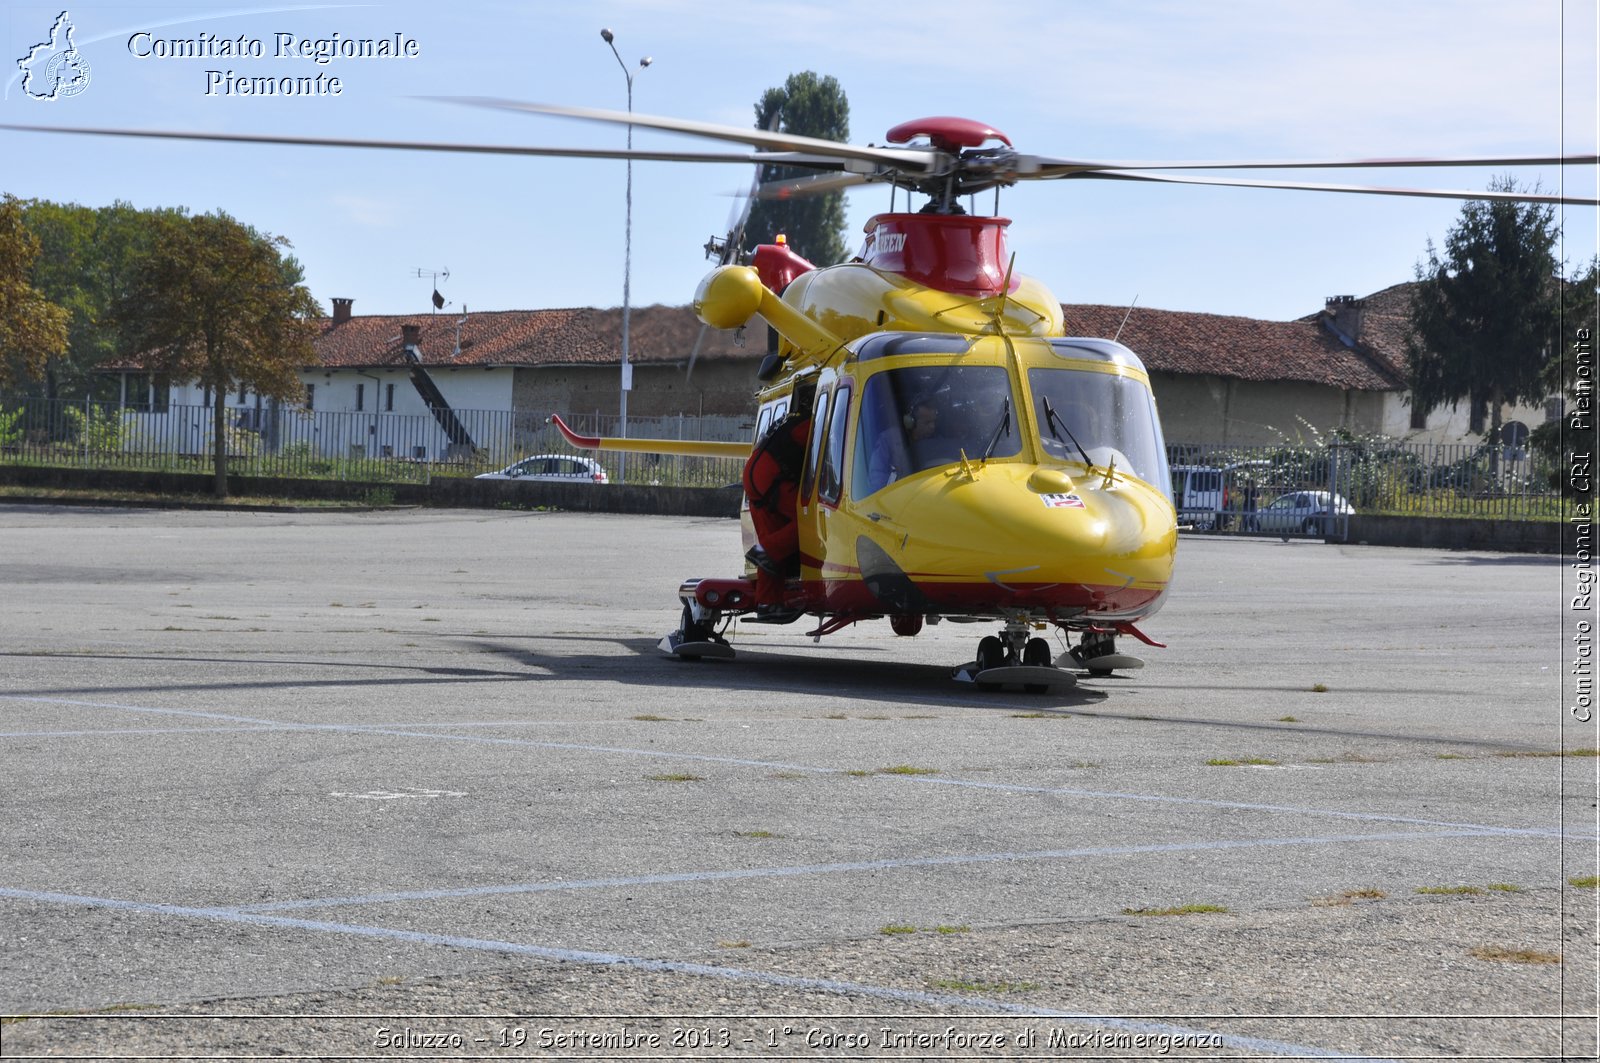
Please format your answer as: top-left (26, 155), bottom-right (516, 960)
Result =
top-left (755, 171), bottom-right (875, 201)
top-left (0, 123), bottom-right (871, 169)
top-left (1023, 152), bottom-right (1600, 176)
top-left (1075, 169), bottom-right (1600, 206)
top-left (432, 97), bottom-right (937, 172)
top-left (0, 122), bottom-right (808, 164)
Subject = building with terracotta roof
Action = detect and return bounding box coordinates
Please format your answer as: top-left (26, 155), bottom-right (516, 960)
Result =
top-left (109, 284), bottom-right (1554, 459)
top-left (1066, 284), bottom-right (1553, 447)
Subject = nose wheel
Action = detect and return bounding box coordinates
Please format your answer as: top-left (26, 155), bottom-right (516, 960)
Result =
top-left (957, 620), bottom-right (1075, 692)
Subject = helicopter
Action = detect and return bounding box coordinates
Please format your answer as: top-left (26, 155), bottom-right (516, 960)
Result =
top-left (5, 102), bottom-right (1595, 691)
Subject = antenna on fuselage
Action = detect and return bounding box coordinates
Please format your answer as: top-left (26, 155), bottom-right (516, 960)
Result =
top-left (1114, 295), bottom-right (1140, 343)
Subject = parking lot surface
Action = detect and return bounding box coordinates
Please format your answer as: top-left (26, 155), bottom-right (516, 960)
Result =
top-left (0, 507), bottom-right (1593, 1060)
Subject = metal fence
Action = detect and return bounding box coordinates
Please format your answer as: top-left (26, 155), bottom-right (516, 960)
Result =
top-left (1167, 439), bottom-right (1565, 538)
top-left (0, 396), bottom-right (751, 488)
top-left (1, 396), bottom-right (1569, 526)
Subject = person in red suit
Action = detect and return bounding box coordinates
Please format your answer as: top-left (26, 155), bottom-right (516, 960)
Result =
top-left (743, 411), bottom-right (810, 605)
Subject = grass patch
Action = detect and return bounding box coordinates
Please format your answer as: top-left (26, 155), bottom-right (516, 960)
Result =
top-left (1495, 748), bottom-right (1600, 758)
top-left (632, 714), bottom-right (675, 722)
top-left (878, 924), bottom-right (918, 935)
top-left (1276, 715), bottom-right (1300, 723)
top-left (1468, 945), bottom-right (1561, 965)
top-left (1206, 757), bottom-right (1278, 767)
top-left (768, 771), bottom-right (806, 780)
top-left (1310, 683), bottom-right (1329, 693)
top-left (734, 830), bottom-right (778, 839)
top-left (717, 940), bottom-right (752, 949)
top-left (1011, 711), bottom-right (1069, 719)
top-left (844, 769), bottom-right (873, 777)
top-left (646, 773), bottom-right (703, 783)
top-left (1486, 883), bottom-right (1525, 893)
top-left (1568, 875), bottom-right (1599, 889)
top-left (878, 765), bottom-right (939, 776)
top-left (928, 978), bottom-right (1039, 994)
top-left (1121, 904), bottom-right (1228, 917)
top-left (1435, 753), bottom-right (1471, 760)
top-left (932, 925), bottom-right (971, 935)
top-left (1416, 885), bottom-right (1484, 895)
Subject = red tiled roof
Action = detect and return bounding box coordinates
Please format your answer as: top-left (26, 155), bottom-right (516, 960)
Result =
top-left (313, 304), bottom-right (753, 369)
top-left (1060, 302), bottom-right (1405, 391)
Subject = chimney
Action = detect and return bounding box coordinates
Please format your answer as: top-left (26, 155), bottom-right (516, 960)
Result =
top-left (331, 297), bottom-right (353, 325)
top-left (400, 323), bottom-right (422, 364)
top-left (1323, 294), bottom-right (1364, 348)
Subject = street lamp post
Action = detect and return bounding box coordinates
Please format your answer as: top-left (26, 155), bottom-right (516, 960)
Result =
top-left (601, 28), bottom-right (650, 480)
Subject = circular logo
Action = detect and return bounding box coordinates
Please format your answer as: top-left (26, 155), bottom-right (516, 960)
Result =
top-left (42, 49), bottom-right (91, 99)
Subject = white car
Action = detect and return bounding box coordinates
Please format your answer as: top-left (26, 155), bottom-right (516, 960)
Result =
top-left (1243, 490), bottom-right (1353, 538)
top-left (475, 454), bottom-right (609, 484)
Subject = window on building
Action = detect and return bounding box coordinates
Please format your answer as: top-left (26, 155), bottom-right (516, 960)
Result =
top-left (305, 384), bottom-right (315, 410)
top-left (1409, 402), bottom-right (1427, 430)
top-left (237, 382), bottom-right (247, 403)
top-left (385, 383), bottom-right (395, 412)
top-left (152, 375), bottom-right (170, 414)
top-left (355, 383), bottom-right (365, 411)
top-left (1469, 401), bottom-right (1486, 435)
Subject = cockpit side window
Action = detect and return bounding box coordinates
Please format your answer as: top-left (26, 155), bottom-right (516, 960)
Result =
top-left (851, 365), bottom-right (1018, 499)
top-left (800, 389), bottom-right (831, 503)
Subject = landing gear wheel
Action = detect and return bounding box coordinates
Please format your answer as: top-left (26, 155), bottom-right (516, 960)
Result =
top-left (976, 635), bottom-right (1006, 690)
top-left (659, 595), bottom-right (734, 659)
top-left (1066, 630), bottom-right (1145, 676)
top-left (1023, 638), bottom-right (1052, 667)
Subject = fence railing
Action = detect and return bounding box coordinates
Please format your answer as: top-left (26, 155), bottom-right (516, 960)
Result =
top-left (1166, 439), bottom-right (1566, 536)
top-left (0, 397), bottom-right (751, 488)
top-left (0, 396), bottom-right (1569, 522)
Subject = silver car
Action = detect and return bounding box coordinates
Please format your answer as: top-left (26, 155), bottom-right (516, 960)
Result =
top-left (475, 454), bottom-right (609, 484)
top-left (1243, 490), bottom-right (1353, 538)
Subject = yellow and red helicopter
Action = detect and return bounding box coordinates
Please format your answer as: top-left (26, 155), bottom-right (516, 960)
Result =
top-left (7, 103), bottom-right (1594, 690)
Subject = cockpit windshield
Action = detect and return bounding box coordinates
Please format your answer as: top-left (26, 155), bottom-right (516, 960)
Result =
top-left (852, 365), bottom-right (1019, 499)
top-left (1027, 367), bottom-right (1166, 486)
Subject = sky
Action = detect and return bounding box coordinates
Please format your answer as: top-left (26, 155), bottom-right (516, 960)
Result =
top-left (2, 0), bottom-right (1596, 326)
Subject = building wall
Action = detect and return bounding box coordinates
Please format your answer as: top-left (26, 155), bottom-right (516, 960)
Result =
top-left (1377, 392), bottom-right (1553, 446)
top-left (512, 362), bottom-right (759, 424)
top-left (1150, 373), bottom-right (1387, 446)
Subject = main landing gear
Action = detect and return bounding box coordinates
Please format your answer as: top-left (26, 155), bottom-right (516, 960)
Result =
top-left (953, 617), bottom-right (1075, 693)
top-left (953, 621), bottom-right (1149, 692)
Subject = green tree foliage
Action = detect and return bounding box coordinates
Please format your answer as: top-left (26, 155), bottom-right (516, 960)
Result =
top-left (1406, 178), bottom-right (1564, 441)
top-left (0, 194), bottom-right (70, 388)
top-left (744, 72), bottom-right (851, 267)
top-left (20, 199), bottom-right (175, 400)
top-left (115, 210), bottom-right (320, 497)
top-left (1531, 256), bottom-right (1598, 480)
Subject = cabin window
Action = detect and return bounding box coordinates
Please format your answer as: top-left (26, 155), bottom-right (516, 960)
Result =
top-left (800, 390), bottom-right (831, 502)
top-left (1027, 367), bottom-right (1166, 487)
top-left (851, 365), bottom-right (1020, 498)
top-left (818, 384), bottom-right (851, 506)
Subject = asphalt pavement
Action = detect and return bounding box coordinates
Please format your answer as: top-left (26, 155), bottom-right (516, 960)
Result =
top-left (0, 506), bottom-right (1593, 1060)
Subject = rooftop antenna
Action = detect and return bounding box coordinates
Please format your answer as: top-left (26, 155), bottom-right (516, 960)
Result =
top-left (415, 267), bottom-right (450, 314)
top-left (1113, 294), bottom-right (1139, 343)
top-left (452, 306), bottom-right (469, 358)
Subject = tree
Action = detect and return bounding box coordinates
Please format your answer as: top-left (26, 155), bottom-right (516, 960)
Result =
top-left (115, 210), bottom-right (320, 497)
top-left (20, 199), bottom-right (176, 401)
top-left (0, 194), bottom-right (70, 389)
top-left (743, 72), bottom-right (851, 267)
top-left (1405, 178), bottom-right (1564, 443)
